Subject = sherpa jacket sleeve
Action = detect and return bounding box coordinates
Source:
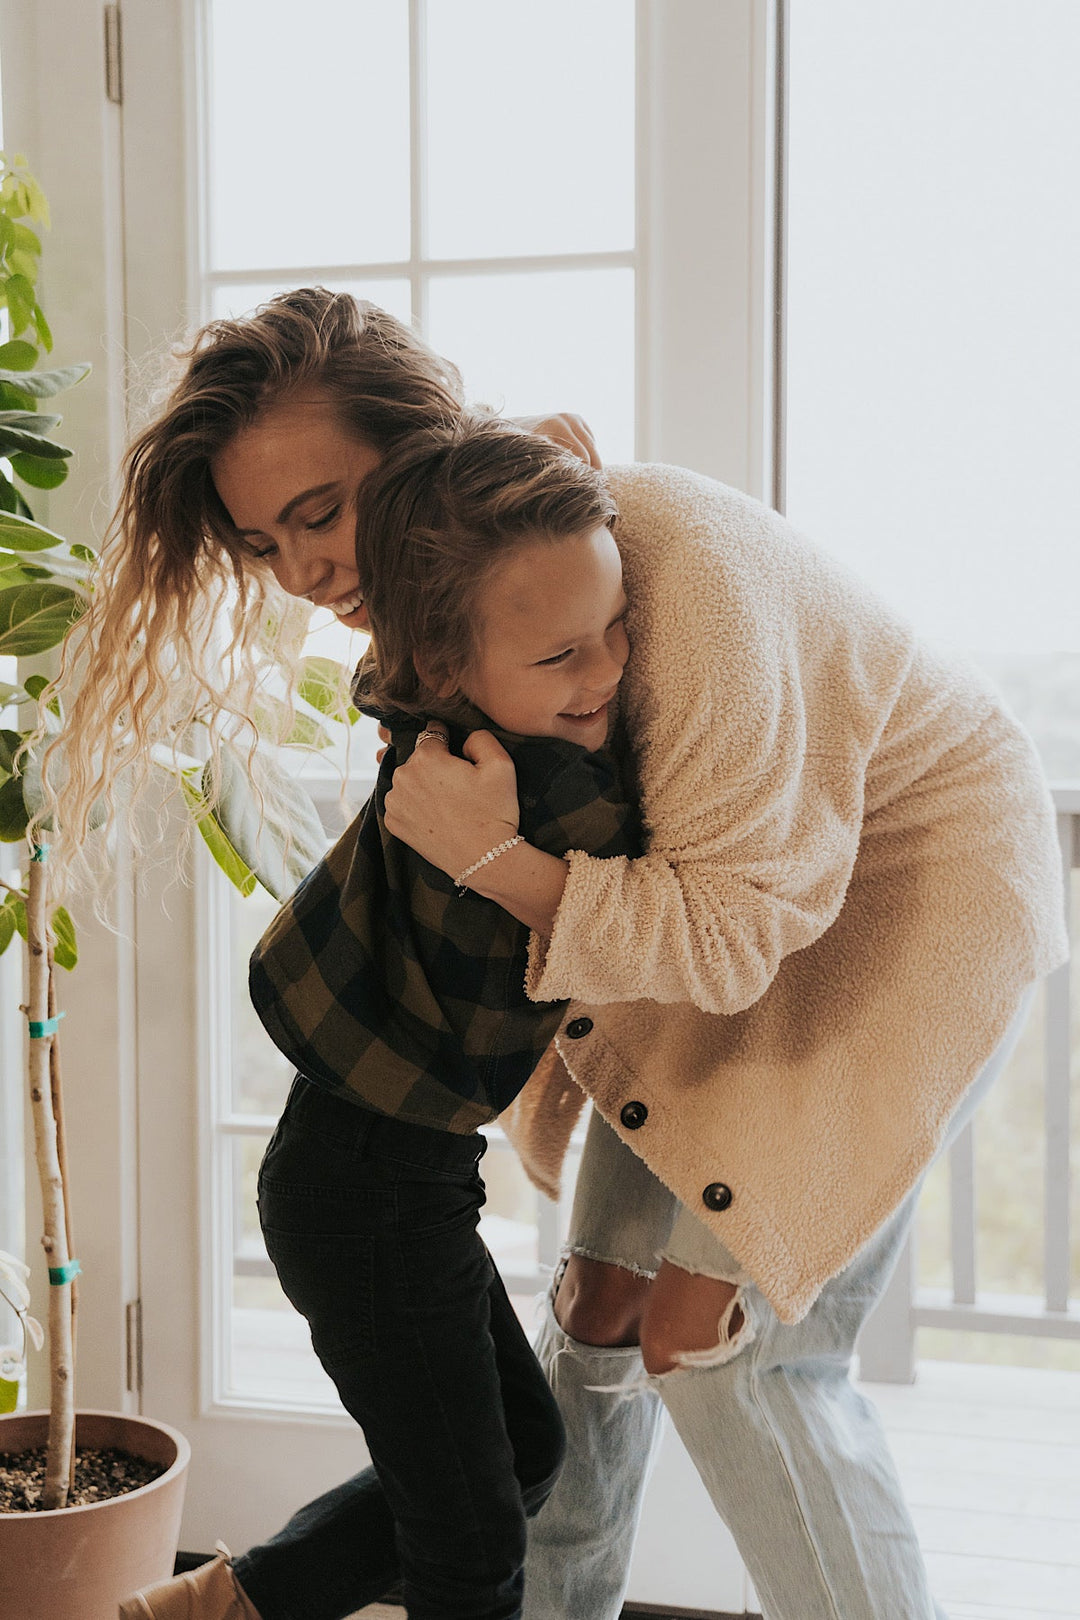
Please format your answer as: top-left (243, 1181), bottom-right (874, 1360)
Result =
top-left (525, 464), bottom-right (917, 1015)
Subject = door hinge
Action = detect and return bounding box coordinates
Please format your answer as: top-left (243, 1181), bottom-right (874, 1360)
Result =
top-left (125, 1298), bottom-right (143, 1394)
top-left (104, 5), bottom-right (123, 106)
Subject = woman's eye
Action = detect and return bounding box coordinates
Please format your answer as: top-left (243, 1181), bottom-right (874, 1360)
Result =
top-left (307, 505), bottom-right (341, 531)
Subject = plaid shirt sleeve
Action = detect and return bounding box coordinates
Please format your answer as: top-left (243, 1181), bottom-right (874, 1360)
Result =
top-left (249, 720), bottom-right (642, 1133)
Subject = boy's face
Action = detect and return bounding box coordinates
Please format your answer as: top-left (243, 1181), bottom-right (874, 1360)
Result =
top-left (459, 525), bottom-right (630, 751)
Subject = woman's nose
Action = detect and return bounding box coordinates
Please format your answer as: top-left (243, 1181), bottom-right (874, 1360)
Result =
top-left (274, 547), bottom-right (327, 602)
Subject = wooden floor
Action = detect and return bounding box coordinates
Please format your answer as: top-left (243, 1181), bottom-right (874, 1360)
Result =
top-left (864, 1360), bottom-right (1080, 1619)
top-left (347, 1359), bottom-right (1080, 1620)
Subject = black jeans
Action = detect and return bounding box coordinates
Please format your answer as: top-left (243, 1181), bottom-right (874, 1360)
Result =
top-left (233, 1076), bottom-right (565, 1620)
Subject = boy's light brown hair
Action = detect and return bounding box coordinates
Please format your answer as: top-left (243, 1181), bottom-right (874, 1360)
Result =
top-left (352, 415), bottom-right (618, 725)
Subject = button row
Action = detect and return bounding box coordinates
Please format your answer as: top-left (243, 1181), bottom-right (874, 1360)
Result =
top-left (565, 1019), bottom-right (733, 1214)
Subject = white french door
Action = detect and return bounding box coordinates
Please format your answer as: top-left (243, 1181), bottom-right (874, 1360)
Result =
top-left (7, 2), bottom-right (779, 1611)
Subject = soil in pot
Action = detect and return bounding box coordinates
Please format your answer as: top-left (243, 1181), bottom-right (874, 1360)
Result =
top-left (0, 1443), bottom-right (166, 1512)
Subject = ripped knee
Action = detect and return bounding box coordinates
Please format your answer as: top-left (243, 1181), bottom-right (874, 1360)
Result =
top-left (640, 1274), bottom-right (754, 1375)
top-left (553, 1253), bottom-right (651, 1347)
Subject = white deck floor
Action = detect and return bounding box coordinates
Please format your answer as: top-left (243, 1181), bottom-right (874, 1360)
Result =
top-left (345, 1359), bottom-right (1080, 1620)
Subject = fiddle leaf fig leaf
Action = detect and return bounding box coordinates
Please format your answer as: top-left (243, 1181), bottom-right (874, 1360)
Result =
top-left (0, 340), bottom-right (38, 371)
top-left (0, 773), bottom-right (27, 841)
top-left (0, 583), bottom-right (83, 655)
top-left (180, 773), bottom-right (258, 898)
top-left (8, 452), bottom-right (68, 490)
top-left (204, 741), bottom-right (327, 902)
top-left (0, 900), bottom-right (16, 957)
top-left (50, 905), bottom-right (77, 971)
top-left (0, 512), bottom-right (67, 550)
top-left (0, 363), bottom-right (89, 398)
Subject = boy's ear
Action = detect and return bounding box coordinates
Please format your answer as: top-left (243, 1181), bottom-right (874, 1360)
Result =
top-left (413, 650), bottom-right (458, 701)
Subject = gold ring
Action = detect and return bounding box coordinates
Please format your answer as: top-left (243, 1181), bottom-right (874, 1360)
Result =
top-left (415, 729), bottom-right (449, 747)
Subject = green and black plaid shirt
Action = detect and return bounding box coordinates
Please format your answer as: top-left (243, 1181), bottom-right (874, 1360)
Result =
top-left (249, 715), bottom-right (642, 1134)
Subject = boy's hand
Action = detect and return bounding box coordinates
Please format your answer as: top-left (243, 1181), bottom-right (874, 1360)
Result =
top-left (384, 724), bottom-right (520, 880)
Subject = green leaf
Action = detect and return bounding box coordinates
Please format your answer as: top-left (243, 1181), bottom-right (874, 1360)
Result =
top-left (50, 905), bottom-right (77, 970)
top-left (3, 273), bottom-right (33, 335)
top-left (0, 900), bottom-right (15, 957)
top-left (22, 674), bottom-right (49, 701)
top-left (0, 363), bottom-right (90, 398)
top-left (9, 892), bottom-right (28, 940)
top-left (0, 475), bottom-right (33, 518)
top-left (0, 728), bottom-right (23, 773)
top-left (0, 564), bottom-right (44, 592)
top-left (23, 173), bottom-right (50, 229)
top-left (180, 775), bottom-right (258, 897)
top-left (254, 697), bottom-right (334, 751)
top-left (203, 742), bottom-right (327, 902)
top-left (0, 339), bottom-right (37, 370)
top-left (70, 543), bottom-right (97, 563)
top-left (11, 223), bottom-right (40, 256)
top-left (0, 773), bottom-right (27, 840)
top-left (34, 684), bottom-right (60, 720)
top-left (0, 411), bottom-right (61, 436)
top-left (31, 304), bottom-right (52, 353)
top-left (0, 1376), bottom-right (19, 1414)
top-left (0, 681), bottom-right (27, 706)
top-left (9, 452), bottom-right (68, 490)
top-left (0, 426), bottom-right (71, 459)
top-left (0, 512), bottom-right (65, 550)
top-left (0, 381), bottom-right (34, 412)
top-left (8, 248), bottom-right (38, 283)
top-left (0, 583), bottom-right (83, 655)
top-left (296, 655), bottom-right (348, 716)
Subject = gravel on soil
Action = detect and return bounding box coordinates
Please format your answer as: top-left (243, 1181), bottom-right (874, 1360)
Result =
top-left (0, 1445), bottom-right (165, 1512)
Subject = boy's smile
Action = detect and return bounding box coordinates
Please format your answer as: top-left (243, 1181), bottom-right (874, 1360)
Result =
top-left (460, 525), bottom-right (629, 751)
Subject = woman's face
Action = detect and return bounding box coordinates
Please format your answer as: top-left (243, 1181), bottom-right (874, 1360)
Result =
top-left (211, 395), bottom-right (379, 629)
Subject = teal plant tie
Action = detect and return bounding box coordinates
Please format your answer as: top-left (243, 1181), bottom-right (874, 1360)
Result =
top-left (47, 1259), bottom-right (81, 1286)
top-left (30, 843), bottom-right (49, 862)
top-left (27, 1012), bottom-right (65, 1039)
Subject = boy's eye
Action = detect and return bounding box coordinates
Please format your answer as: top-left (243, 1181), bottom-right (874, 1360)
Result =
top-left (536, 648), bottom-right (573, 667)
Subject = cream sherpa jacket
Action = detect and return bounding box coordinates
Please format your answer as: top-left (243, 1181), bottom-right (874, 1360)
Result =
top-left (501, 464), bottom-right (1068, 1324)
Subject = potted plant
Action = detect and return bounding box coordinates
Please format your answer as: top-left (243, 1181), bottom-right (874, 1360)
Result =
top-left (0, 153), bottom-right (349, 1619)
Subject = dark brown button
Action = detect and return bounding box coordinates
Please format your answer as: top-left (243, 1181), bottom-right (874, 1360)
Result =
top-left (565, 1017), bottom-right (593, 1039)
top-left (702, 1182), bottom-right (733, 1212)
top-left (620, 1101), bottom-right (648, 1130)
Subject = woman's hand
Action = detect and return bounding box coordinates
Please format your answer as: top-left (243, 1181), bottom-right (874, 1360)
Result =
top-left (511, 412), bottom-right (602, 469)
top-left (383, 726), bottom-right (520, 881)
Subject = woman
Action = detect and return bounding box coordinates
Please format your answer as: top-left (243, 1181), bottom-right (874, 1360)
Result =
top-left (51, 289), bottom-right (1065, 1620)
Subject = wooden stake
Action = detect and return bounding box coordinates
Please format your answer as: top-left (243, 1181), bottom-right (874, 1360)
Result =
top-left (25, 848), bottom-right (74, 1512)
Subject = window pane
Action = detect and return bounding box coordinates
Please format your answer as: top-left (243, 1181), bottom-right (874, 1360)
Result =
top-left (425, 0), bottom-right (635, 260)
top-left (210, 277), bottom-right (411, 324)
top-left (786, 0), bottom-right (1080, 775)
top-left (426, 268), bottom-right (635, 462)
top-left (206, 0), bottom-right (410, 271)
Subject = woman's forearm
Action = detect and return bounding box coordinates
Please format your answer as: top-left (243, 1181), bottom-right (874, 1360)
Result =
top-left (467, 841), bottom-right (569, 937)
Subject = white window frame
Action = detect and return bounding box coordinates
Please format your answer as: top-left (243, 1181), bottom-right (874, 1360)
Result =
top-left (0, 19), bottom-right (779, 1598)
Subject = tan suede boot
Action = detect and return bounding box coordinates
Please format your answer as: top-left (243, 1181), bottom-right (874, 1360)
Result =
top-left (118, 1543), bottom-right (262, 1619)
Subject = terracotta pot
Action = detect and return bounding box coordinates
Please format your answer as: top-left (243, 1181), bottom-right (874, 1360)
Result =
top-left (0, 1408), bottom-right (190, 1620)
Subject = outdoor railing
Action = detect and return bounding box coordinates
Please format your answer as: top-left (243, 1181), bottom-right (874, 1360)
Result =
top-left (859, 785), bottom-right (1080, 1381)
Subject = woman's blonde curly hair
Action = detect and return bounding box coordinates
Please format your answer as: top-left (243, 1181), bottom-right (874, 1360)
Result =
top-left (39, 288), bottom-right (465, 891)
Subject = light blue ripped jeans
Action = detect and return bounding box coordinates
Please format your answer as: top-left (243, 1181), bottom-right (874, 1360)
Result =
top-left (523, 990), bottom-right (1035, 1620)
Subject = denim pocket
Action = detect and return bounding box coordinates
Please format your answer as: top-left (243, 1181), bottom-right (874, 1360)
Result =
top-left (260, 1218), bottom-right (378, 1361)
